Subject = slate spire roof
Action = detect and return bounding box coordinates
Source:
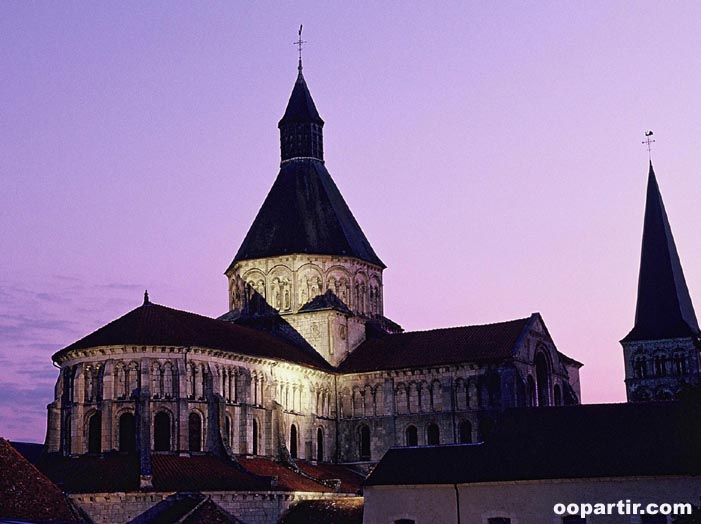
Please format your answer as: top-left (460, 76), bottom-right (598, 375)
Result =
top-left (622, 162), bottom-right (700, 342)
top-left (228, 66), bottom-right (384, 269)
top-left (278, 68), bottom-right (324, 127)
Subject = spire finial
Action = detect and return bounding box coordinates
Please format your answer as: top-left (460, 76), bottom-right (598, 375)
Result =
top-left (294, 24), bottom-right (306, 73)
top-left (143, 289), bottom-right (150, 305)
top-left (643, 130), bottom-right (655, 162)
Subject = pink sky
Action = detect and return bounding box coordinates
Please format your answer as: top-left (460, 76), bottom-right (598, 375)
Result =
top-left (3, 3), bottom-right (701, 442)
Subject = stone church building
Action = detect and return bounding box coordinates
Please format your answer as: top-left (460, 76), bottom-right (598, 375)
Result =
top-left (39, 58), bottom-right (582, 522)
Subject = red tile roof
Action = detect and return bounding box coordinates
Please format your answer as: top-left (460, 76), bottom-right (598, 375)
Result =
top-left (0, 438), bottom-right (83, 522)
top-left (338, 317), bottom-right (532, 372)
top-left (53, 302), bottom-right (331, 370)
top-left (238, 457), bottom-right (334, 492)
top-left (295, 461), bottom-right (364, 494)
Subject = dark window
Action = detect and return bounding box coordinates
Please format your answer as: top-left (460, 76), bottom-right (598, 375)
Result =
top-left (554, 384), bottom-right (562, 406)
top-left (526, 375), bottom-right (536, 407)
top-left (427, 423), bottom-right (440, 445)
top-left (488, 518), bottom-right (511, 524)
top-left (118, 413), bottom-right (136, 453)
top-left (290, 424), bottom-right (298, 459)
top-left (394, 520), bottom-right (415, 524)
top-left (562, 516), bottom-right (586, 524)
top-left (359, 425), bottom-right (371, 460)
top-left (535, 352), bottom-right (550, 406)
top-left (87, 412), bottom-right (101, 454)
top-left (458, 420), bottom-right (472, 444)
top-left (188, 412), bottom-right (202, 452)
top-left (316, 428), bottom-right (324, 461)
top-left (406, 425), bottom-right (418, 446)
top-left (154, 412), bottom-right (171, 451)
top-left (252, 419), bottom-right (259, 455)
top-left (225, 416), bottom-right (231, 446)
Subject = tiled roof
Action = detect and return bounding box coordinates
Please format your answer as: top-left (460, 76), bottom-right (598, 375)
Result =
top-left (338, 317), bottom-right (532, 372)
top-left (295, 460), bottom-right (365, 494)
top-left (623, 163), bottom-right (700, 342)
top-left (278, 497), bottom-right (364, 524)
top-left (53, 301), bottom-right (331, 370)
top-left (239, 457), bottom-right (334, 493)
top-left (0, 438), bottom-right (83, 522)
top-left (37, 454), bottom-right (269, 493)
top-left (228, 159), bottom-right (385, 269)
top-left (366, 401), bottom-right (701, 486)
top-left (36, 453), bottom-right (360, 495)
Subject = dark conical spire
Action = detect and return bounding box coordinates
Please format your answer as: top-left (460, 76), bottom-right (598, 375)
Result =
top-left (278, 67), bottom-right (324, 162)
top-left (623, 162), bottom-right (700, 342)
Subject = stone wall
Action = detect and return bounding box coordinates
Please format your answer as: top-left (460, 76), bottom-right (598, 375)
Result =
top-left (71, 490), bottom-right (354, 524)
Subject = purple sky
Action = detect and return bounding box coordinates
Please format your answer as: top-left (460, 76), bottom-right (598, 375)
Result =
top-left (3, 3), bottom-right (701, 442)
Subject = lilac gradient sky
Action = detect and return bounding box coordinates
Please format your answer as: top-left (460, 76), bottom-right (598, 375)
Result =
top-left (3, 3), bottom-right (701, 442)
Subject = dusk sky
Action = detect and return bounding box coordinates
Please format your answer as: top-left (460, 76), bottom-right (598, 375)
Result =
top-left (3, 3), bottom-right (701, 442)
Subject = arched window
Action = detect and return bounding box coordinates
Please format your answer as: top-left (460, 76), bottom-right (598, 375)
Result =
top-left (189, 412), bottom-right (202, 452)
top-left (405, 425), bottom-right (418, 446)
top-left (359, 424), bottom-right (371, 460)
top-left (526, 375), bottom-right (536, 407)
top-left (252, 419), bottom-right (259, 455)
top-left (118, 413), bottom-right (136, 453)
top-left (154, 412), bottom-right (171, 452)
top-left (87, 412), bottom-right (101, 454)
top-left (458, 420), bottom-right (472, 444)
top-left (290, 424), bottom-right (298, 459)
top-left (224, 415), bottom-right (232, 447)
top-left (427, 423), bottom-right (440, 445)
top-left (316, 427), bottom-right (324, 462)
top-left (553, 384), bottom-right (562, 406)
top-left (535, 352), bottom-right (550, 406)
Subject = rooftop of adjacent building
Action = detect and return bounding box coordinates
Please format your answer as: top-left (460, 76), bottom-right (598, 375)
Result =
top-left (13, 445), bottom-right (364, 496)
top-left (365, 398), bottom-right (701, 486)
top-left (0, 438), bottom-right (86, 522)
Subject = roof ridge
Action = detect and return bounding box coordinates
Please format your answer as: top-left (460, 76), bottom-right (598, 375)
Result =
top-left (397, 316), bottom-right (531, 336)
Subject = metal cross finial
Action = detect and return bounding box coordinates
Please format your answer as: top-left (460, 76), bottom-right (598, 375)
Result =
top-left (642, 130), bottom-right (655, 160)
top-left (295, 25), bottom-right (306, 72)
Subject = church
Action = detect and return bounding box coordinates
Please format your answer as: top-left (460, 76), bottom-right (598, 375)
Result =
top-left (37, 56), bottom-right (583, 523)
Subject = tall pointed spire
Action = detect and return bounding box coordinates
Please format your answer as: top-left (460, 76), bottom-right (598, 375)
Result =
top-left (622, 162), bottom-right (700, 342)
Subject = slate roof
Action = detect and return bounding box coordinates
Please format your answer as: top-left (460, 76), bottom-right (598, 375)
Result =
top-left (365, 401), bottom-right (701, 486)
top-left (278, 70), bottom-right (324, 126)
top-left (52, 300), bottom-right (331, 370)
top-left (228, 159), bottom-right (384, 269)
top-left (338, 316), bottom-right (532, 373)
top-left (298, 290), bottom-right (352, 315)
top-left (0, 438), bottom-right (83, 522)
top-left (623, 163), bottom-right (700, 342)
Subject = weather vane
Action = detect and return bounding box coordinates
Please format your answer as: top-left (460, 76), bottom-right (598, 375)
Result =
top-left (294, 25), bottom-right (306, 72)
top-left (642, 130), bottom-right (655, 161)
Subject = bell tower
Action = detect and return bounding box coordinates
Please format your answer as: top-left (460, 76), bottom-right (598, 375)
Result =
top-left (621, 162), bottom-right (701, 400)
top-left (224, 54), bottom-right (399, 366)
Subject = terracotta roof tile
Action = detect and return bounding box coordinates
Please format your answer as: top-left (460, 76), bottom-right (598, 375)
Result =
top-left (295, 461), bottom-right (365, 494)
top-left (53, 302), bottom-right (331, 370)
top-left (339, 317), bottom-right (531, 372)
top-left (238, 457), bottom-right (333, 492)
top-left (0, 438), bottom-right (83, 522)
